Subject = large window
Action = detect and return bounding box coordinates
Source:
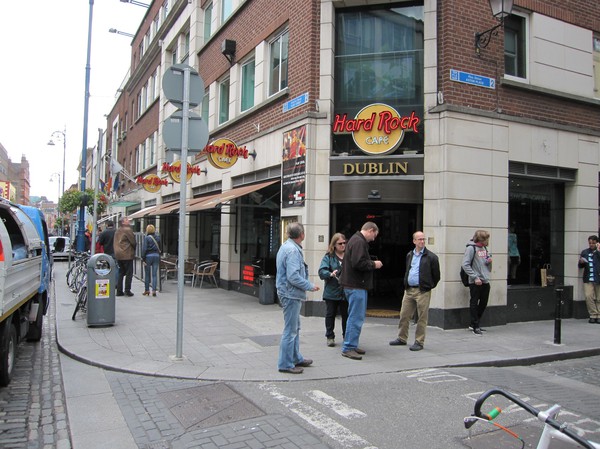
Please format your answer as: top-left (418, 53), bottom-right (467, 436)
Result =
top-left (219, 77), bottom-right (230, 124)
top-left (222, 0), bottom-right (233, 22)
top-left (594, 35), bottom-right (600, 97)
top-left (508, 177), bottom-right (564, 286)
top-left (269, 31), bottom-right (289, 96)
top-left (241, 59), bottom-right (255, 112)
top-left (504, 14), bottom-right (527, 79)
top-left (204, 2), bottom-right (213, 42)
top-left (334, 5), bottom-right (424, 155)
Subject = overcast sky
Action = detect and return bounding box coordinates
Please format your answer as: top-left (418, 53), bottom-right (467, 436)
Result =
top-left (0, 1), bottom-right (146, 202)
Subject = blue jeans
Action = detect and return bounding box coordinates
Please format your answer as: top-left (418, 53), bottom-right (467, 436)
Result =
top-left (278, 297), bottom-right (305, 370)
top-left (144, 254), bottom-right (160, 292)
top-left (342, 288), bottom-right (367, 352)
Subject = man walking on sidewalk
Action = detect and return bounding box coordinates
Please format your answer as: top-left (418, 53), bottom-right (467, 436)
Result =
top-left (389, 231), bottom-right (440, 351)
top-left (339, 222), bottom-right (383, 360)
top-left (114, 217), bottom-right (136, 297)
top-left (276, 222), bottom-right (320, 374)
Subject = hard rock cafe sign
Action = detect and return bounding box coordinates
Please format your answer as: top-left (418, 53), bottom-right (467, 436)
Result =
top-left (202, 138), bottom-right (250, 169)
top-left (161, 161), bottom-right (203, 183)
top-left (332, 103), bottom-right (420, 155)
top-left (136, 174), bottom-right (168, 193)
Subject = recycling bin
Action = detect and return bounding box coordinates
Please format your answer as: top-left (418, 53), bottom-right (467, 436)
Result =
top-left (258, 275), bottom-right (275, 305)
top-left (87, 253), bottom-right (116, 326)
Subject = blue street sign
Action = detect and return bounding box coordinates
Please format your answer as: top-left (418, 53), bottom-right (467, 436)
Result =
top-left (450, 69), bottom-right (496, 89)
top-left (283, 92), bottom-right (309, 112)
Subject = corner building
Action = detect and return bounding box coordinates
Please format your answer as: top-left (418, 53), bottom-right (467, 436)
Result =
top-left (108, 0), bottom-right (600, 328)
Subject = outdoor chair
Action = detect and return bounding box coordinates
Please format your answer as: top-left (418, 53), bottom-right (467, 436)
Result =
top-left (191, 261), bottom-right (218, 288)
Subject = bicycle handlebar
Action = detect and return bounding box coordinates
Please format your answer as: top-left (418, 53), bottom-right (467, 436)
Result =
top-left (472, 388), bottom-right (597, 449)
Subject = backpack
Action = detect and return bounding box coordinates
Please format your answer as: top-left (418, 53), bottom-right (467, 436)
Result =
top-left (460, 246), bottom-right (476, 287)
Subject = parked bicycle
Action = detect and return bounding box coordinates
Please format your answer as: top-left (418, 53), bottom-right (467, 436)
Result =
top-left (464, 388), bottom-right (600, 449)
top-left (66, 252), bottom-right (90, 293)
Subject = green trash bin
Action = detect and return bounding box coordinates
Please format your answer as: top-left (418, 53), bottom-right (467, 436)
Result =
top-left (87, 253), bottom-right (117, 326)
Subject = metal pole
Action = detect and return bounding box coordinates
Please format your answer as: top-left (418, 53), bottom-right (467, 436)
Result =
top-left (554, 287), bottom-right (563, 344)
top-left (175, 67), bottom-right (191, 360)
top-left (91, 129), bottom-right (103, 257)
top-left (61, 126), bottom-right (66, 236)
top-left (77, 0), bottom-right (94, 252)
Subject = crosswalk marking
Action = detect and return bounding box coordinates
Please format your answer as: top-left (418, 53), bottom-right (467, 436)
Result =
top-left (305, 390), bottom-right (367, 419)
top-left (260, 384), bottom-right (377, 449)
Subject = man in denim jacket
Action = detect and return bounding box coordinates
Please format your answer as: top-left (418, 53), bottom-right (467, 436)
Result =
top-left (276, 222), bottom-right (320, 374)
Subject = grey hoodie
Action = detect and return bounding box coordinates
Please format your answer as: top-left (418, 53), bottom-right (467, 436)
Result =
top-left (461, 241), bottom-right (492, 284)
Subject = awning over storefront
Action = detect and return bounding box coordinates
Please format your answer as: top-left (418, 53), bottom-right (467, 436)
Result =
top-left (110, 201), bottom-right (140, 208)
top-left (189, 180), bottom-right (278, 212)
top-left (152, 200), bottom-right (179, 216)
top-left (128, 205), bottom-right (157, 220)
top-left (162, 192), bottom-right (223, 215)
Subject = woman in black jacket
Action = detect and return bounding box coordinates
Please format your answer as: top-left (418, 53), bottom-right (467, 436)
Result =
top-left (318, 233), bottom-right (348, 347)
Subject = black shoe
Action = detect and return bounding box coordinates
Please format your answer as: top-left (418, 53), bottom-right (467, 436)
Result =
top-left (125, 291), bottom-right (134, 297)
top-left (469, 326), bottom-right (486, 332)
top-left (409, 342), bottom-right (424, 351)
top-left (116, 292), bottom-right (124, 297)
top-left (389, 338), bottom-right (407, 346)
top-left (472, 327), bottom-right (483, 335)
top-left (589, 318), bottom-right (598, 324)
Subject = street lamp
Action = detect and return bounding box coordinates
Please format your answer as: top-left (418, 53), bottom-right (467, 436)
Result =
top-left (50, 173), bottom-right (61, 235)
top-left (48, 127), bottom-right (66, 235)
top-left (474, 0), bottom-right (514, 51)
top-left (120, 0), bottom-right (150, 7)
top-left (108, 28), bottom-right (135, 38)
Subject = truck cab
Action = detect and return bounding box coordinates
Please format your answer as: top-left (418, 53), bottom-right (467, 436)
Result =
top-left (0, 198), bottom-right (51, 386)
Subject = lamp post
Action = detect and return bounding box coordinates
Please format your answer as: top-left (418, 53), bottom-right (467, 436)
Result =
top-left (50, 173), bottom-right (61, 235)
top-left (120, 0), bottom-right (150, 8)
top-left (76, 0), bottom-right (94, 253)
top-left (474, 0), bottom-right (514, 51)
top-left (48, 128), bottom-right (66, 235)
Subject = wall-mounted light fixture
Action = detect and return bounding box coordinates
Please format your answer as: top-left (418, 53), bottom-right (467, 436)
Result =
top-left (474, 0), bottom-right (514, 51)
top-left (120, 0), bottom-right (150, 7)
top-left (200, 167), bottom-right (207, 175)
top-left (221, 39), bottom-right (236, 65)
top-left (368, 190), bottom-right (381, 200)
top-left (249, 150), bottom-right (257, 160)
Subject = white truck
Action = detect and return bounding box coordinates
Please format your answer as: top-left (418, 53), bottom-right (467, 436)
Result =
top-left (0, 198), bottom-right (51, 386)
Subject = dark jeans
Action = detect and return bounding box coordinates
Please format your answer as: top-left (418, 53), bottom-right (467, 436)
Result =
top-left (117, 259), bottom-right (133, 293)
top-left (325, 299), bottom-right (348, 339)
top-left (469, 283), bottom-right (490, 328)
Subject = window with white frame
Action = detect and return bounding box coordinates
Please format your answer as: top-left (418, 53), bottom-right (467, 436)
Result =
top-left (153, 15), bottom-right (159, 37)
top-left (504, 13), bottom-right (527, 79)
top-left (162, 0), bottom-right (169, 22)
top-left (219, 77), bottom-right (230, 124)
top-left (594, 35), bottom-right (600, 97)
top-left (201, 88), bottom-right (209, 120)
top-left (269, 30), bottom-right (289, 96)
top-left (141, 140), bottom-right (147, 170)
top-left (182, 31), bottom-right (190, 64)
top-left (222, 0), bottom-right (233, 22)
top-left (154, 66), bottom-right (161, 99)
top-left (141, 84), bottom-right (148, 111)
top-left (241, 58), bottom-right (255, 112)
top-left (135, 146), bottom-right (140, 174)
top-left (204, 2), bottom-right (213, 42)
top-left (136, 93), bottom-right (142, 119)
top-left (149, 132), bottom-right (156, 166)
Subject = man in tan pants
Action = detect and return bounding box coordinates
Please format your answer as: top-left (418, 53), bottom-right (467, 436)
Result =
top-left (578, 235), bottom-right (600, 323)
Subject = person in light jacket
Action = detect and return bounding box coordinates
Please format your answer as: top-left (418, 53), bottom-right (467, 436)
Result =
top-left (276, 222), bottom-right (320, 374)
top-left (462, 230), bottom-right (492, 335)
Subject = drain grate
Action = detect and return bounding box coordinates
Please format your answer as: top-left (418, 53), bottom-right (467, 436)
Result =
top-left (144, 441), bottom-right (171, 449)
top-left (159, 383), bottom-right (264, 430)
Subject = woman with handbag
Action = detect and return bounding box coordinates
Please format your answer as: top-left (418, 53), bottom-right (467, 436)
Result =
top-left (142, 224), bottom-right (161, 297)
top-left (318, 233), bottom-right (348, 347)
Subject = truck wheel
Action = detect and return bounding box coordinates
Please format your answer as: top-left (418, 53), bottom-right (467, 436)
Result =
top-left (0, 321), bottom-right (17, 387)
top-left (26, 297), bottom-right (45, 342)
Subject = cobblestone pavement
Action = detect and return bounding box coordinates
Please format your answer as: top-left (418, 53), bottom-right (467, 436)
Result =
top-left (105, 372), bottom-right (330, 449)
top-left (0, 280), bottom-right (72, 449)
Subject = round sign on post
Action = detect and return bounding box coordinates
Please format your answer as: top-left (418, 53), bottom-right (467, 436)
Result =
top-left (162, 64), bottom-right (204, 107)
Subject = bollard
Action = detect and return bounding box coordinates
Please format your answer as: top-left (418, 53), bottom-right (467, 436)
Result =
top-left (554, 287), bottom-right (564, 344)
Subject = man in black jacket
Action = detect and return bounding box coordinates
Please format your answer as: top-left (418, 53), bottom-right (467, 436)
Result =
top-left (390, 231), bottom-right (440, 351)
top-left (339, 222), bottom-right (383, 360)
top-left (578, 235), bottom-right (600, 323)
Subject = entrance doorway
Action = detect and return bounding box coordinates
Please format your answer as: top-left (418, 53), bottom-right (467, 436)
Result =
top-left (333, 203), bottom-right (419, 310)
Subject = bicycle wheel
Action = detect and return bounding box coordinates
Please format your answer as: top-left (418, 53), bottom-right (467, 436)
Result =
top-left (72, 285), bottom-right (88, 320)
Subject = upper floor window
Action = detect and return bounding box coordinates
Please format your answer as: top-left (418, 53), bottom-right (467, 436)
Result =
top-left (182, 32), bottom-right (190, 64)
top-left (269, 30), bottom-right (289, 96)
top-left (222, 0), bottom-right (233, 22)
top-left (504, 14), bottom-right (527, 79)
top-left (219, 77), bottom-right (230, 124)
top-left (241, 58), bottom-right (255, 112)
top-left (594, 35), bottom-right (600, 97)
top-left (162, 0), bottom-right (170, 21)
top-left (204, 2), bottom-right (213, 42)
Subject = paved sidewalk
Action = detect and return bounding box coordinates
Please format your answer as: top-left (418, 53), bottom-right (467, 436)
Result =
top-left (54, 263), bottom-right (600, 382)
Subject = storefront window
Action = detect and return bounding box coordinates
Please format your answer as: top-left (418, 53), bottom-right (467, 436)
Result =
top-left (333, 4), bottom-right (424, 156)
top-left (508, 178), bottom-right (564, 286)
